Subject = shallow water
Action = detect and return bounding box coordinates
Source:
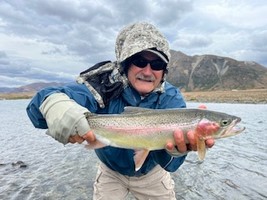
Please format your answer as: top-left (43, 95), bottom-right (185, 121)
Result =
top-left (0, 100), bottom-right (266, 199)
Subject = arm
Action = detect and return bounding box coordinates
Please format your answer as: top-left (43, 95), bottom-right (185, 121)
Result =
top-left (150, 84), bottom-right (187, 171)
top-left (39, 93), bottom-right (91, 144)
top-left (26, 82), bottom-right (98, 144)
top-left (152, 83), bottom-right (214, 171)
top-left (166, 104), bottom-right (215, 154)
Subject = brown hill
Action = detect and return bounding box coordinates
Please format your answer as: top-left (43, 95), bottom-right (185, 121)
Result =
top-left (167, 50), bottom-right (267, 91)
top-left (0, 82), bottom-right (65, 100)
top-left (0, 82), bottom-right (65, 93)
top-left (12, 82), bottom-right (65, 93)
top-left (1, 51), bottom-right (267, 103)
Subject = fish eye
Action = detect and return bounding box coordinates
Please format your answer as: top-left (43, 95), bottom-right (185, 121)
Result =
top-left (221, 119), bottom-right (231, 126)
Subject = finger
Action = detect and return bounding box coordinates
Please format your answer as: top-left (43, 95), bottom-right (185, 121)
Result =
top-left (69, 134), bottom-right (85, 144)
top-left (173, 129), bottom-right (187, 153)
top-left (187, 130), bottom-right (197, 151)
top-left (76, 136), bottom-right (85, 144)
top-left (165, 142), bottom-right (174, 151)
top-left (82, 131), bottom-right (96, 143)
top-left (205, 139), bottom-right (215, 148)
top-left (68, 136), bottom-right (76, 144)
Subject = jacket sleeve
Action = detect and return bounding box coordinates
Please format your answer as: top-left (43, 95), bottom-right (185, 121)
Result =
top-left (26, 82), bottom-right (98, 129)
top-left (152, 82), bottom-right (188, 172)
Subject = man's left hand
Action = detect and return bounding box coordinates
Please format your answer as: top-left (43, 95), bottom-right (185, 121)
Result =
top-left (165, 104), bottom-right (215, 155)
top-left (165, 129), bottom-right (215, 155)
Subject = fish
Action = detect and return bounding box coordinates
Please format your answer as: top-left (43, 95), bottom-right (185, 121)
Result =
top-left (85, 107), bottom-right (245, 170)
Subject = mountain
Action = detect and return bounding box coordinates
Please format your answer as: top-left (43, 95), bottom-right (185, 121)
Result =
top-left (1, 50), bottom-right (267, 94)
top-left (166, 50), bottom-right (267, 91)
top-left (0, 82), bottom-right (65, 93)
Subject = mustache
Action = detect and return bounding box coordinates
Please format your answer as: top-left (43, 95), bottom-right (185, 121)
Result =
top-left (136, 74), bottom-right (156, 81)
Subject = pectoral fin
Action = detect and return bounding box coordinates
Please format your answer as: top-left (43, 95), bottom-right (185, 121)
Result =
top-left (134, 149), bottom-right (150, 171)
top-left (85, 140), bottom-right (107, 149)
top-left (197, 138), bottom-right (206, 160)
top-left (85, 135), bottom-right (112, 149)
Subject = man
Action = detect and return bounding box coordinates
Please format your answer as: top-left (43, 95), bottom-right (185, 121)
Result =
top-left (26, 22), bottom-right (214, 199)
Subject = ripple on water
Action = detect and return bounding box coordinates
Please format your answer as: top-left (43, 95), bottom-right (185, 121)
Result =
top-left (0, 100), bottom-right (267, 199)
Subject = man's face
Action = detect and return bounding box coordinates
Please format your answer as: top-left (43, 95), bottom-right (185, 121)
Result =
top-left (127, 51), bottom-right (165, 96)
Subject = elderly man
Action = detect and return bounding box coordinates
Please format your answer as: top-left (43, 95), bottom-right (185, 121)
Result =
top-left (27, 22), bottom-right (214, 200)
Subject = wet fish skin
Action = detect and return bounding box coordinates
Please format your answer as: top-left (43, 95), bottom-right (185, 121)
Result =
top-left (86, 107), bottom-right (245, 170)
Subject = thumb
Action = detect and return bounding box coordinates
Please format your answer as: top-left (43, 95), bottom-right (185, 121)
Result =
top-left (82, 131), bottom-right (96, 143)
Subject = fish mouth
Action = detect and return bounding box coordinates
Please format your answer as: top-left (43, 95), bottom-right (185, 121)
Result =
top-left (220, 118), bottom-right (245, 138)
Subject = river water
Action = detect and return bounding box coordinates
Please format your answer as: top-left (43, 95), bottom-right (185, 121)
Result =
top-left (0, 99), bottom-right (266, 200)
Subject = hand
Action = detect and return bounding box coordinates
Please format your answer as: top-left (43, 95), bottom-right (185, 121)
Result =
top-left (40, 93), bottom-right (91, 144)
top-left (68, 131), bottom-right (96, 144)
top-left (165, 104), bottom-right (215, 155)
top-left (196, 104), bottom-right (215, 149)
top-left (165, 129), bottom-right (215, 154)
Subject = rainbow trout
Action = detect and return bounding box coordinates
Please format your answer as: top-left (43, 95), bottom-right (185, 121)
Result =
top-left (86, 107), bottom-right (245, 170)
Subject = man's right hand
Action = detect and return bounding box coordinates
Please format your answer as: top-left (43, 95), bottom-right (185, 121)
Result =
top-left (39, 93), bottom-right (92, 144)
top-left (69, 131), bottom-right (96, 144)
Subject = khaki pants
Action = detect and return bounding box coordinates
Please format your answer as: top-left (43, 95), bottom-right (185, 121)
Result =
top-left (93, 163), bottom-right (176, 200)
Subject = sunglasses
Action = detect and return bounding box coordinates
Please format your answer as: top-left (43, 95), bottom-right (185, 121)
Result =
top-left (130, 55), bottom-right (167, 71)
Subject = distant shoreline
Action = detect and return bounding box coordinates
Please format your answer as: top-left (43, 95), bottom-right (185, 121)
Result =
top-left (0, 92), bottom-right (34, 100)
top-left (0, 89), bottom-right (266, 104)
top-left (182, 89), bottom-right (267, 104)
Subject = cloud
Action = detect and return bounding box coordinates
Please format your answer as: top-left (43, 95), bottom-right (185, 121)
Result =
top-left (0, 51), bottom-right (10, 65)
top-left (170, 0), bottom-right (267, 65)
top-left (0, 0), bottom-right (266, 88)
top-left (173, 33), bottom-right (213, 49)
top-left (0, 50), bottom-right (75, 87)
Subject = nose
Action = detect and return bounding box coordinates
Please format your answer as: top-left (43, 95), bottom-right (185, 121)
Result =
top-left (141, 63), bottom-right (153, 74)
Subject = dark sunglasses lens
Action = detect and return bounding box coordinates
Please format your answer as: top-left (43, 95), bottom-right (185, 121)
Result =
top-left (150, 61), bottom-right (167, 71)
top-left (131, 58), bottom-right (148, 68)
top-left (131, 56), bottom-right (167, 71)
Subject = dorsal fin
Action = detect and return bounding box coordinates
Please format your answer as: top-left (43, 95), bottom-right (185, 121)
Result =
top-left (123, 106), bottom-right (153, 114)
top-left (84, 112), bottom-right (96, 119)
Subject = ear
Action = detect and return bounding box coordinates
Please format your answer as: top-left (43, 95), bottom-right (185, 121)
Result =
top-left (120, 59), bottom-right (131, 76)
top-left (161, 70), bottom-right (168, 83)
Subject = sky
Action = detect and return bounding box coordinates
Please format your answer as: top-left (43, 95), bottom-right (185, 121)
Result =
top-left (0, 0), bottom-right (266, 88)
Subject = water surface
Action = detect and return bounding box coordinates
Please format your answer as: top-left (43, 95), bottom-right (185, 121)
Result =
top-left (0, 100), bottom-right (266, 199)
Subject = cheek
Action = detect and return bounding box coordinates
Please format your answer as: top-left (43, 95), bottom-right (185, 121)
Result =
top-left (128, 66), bottom-right (140, 78)
top-left (154, 71), bottom-right (164, 82)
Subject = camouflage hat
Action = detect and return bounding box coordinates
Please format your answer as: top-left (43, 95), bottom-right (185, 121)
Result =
top-left (115, 22), bottom-right (171, 64)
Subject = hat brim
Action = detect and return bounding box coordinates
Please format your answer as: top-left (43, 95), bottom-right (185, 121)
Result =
top-left (144, 49), bottom-right (168, 63)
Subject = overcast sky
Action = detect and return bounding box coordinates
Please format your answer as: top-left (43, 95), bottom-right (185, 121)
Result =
top-left (0, 0), bottom-right (266, 88)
